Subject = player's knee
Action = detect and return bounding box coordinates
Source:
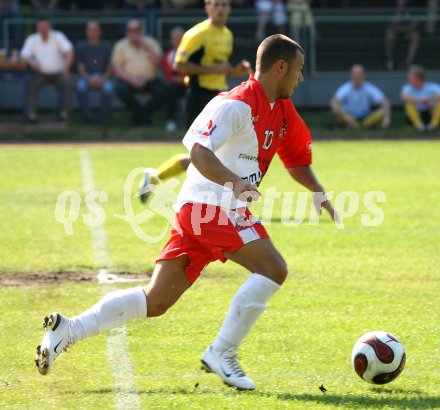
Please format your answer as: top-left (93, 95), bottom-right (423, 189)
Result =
top-left (147, 302), bottom-right (169, 317)
top-left (262, 257), bottom-right (288, 285)
top-left (146, 298), bottom-right (171, 317)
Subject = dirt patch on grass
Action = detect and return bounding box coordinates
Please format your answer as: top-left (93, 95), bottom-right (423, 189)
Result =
top-left (0, 271), bottom-right (150, 287)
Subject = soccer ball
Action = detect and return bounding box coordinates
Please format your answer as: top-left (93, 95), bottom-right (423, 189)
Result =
top-left (352, 331), bottom-right (406, 384)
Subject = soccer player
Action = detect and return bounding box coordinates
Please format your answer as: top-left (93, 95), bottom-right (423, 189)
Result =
top-left (35, 34), bottom-right (337, 390)
top-left (138, 0), bottom-right (250, 203)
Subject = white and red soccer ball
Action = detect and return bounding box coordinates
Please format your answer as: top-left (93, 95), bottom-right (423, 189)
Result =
top-left (352, 331), bottom-right (406, 384)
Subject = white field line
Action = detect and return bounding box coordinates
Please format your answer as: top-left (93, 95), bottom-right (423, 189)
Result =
top-left (79, 150), bottom-right (141, 410)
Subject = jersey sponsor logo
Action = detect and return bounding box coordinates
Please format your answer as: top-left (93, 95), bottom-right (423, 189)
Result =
top-left (262, 130), bottom-right (274, 150)
top-left (202, 119), bottom-right (217, 137)
top-left (243, 171), bottom-right (262, 186)
top-left (278, 118), bottom-right (287, 140)
top-left (238, 153), bottom-right (269, 164)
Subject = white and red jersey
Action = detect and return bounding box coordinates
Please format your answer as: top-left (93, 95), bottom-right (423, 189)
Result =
top-left (177, 74), bottom-right (312, 210)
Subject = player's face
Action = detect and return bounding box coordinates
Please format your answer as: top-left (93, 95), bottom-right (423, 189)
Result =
top-left (276, 52), bottom-right (304, 99)
top-left (206, 0), bottom-right (231, 26)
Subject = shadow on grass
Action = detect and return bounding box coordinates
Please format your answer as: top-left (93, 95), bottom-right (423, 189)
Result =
top-left (70, 386), bottom-right (440, 409)
top-left (253, 390), bottom-right (440, 409)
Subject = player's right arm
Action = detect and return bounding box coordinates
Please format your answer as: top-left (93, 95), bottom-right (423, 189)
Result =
top-left (190, 144), bottom-right (260, 201)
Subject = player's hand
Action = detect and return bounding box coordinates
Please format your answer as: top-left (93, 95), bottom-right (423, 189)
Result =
top-left (232, 179), bottom-right (261, 202)
top-left (234, 60), bottom-right (252, 76)
top-left (214, 62), bottom-right (232, 74)
top-left (314, 198), bottom-right (340, 224)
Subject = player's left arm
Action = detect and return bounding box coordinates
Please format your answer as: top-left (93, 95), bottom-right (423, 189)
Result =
top-left (287, 166), bottom-right (339, 222)
top-left (278, 101), bottom-right (339, 222)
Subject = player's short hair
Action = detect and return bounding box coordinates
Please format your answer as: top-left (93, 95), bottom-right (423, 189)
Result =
top-left (256, 34), bottom-right (304, 73)
top-left (409, 65), bottom-right (425, 81)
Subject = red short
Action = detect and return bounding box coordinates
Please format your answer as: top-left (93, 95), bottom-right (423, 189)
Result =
top-left (156, 203), bottom-right (269, 285)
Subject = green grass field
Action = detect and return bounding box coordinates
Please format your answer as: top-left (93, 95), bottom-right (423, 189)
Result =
top-left (0, 141), bottom-right (439, 409)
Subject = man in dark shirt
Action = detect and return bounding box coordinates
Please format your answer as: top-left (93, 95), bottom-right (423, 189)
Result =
top-left (76, 21), bottom-right (113, 124)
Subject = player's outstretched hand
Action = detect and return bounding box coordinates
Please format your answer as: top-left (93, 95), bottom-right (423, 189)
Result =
top-left (232, 179), bottom-right (261, 203)
top-left (322, 200), bottom-right (340, 224)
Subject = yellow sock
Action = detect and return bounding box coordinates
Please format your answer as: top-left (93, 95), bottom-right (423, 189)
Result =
top-left (154, 153), bottom-right (189, 183)
top-left (430, 101), bottom-right (440, 128)
top-left (405, 102), bottom-right (423, 128)
top-left (362, 109), bottom-right (384, 128)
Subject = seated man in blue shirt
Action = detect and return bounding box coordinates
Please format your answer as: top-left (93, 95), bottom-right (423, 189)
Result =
top-left (76, 21), bottom-right (113, 124)
top-left (401, 65), bottom-right (440, 132)
top-left (330, 64), bottom-right (391, 129)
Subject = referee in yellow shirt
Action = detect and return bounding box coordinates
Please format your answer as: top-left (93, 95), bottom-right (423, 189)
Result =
top-left (174, 0), bottom-right (251, 128)
top-left (138, 0), bottom-right (251, 203)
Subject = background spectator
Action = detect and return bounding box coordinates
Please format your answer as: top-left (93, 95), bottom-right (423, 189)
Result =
top-left (112, 19), bottom-right (165, 126)
top-left (122, 0), bottom-right (158, 14)
top-left (76, 21), bottom-right (113, 125)
top-left (426, 0), bottom-right (439, 36)
top-left (20, 16), bottom-right (73, 123)
top-left (330, 64), bottom-right (391, 129)
top-left (255, 0), bottom-right (287, 41)
top-left (400, 65), bottom-right (440, 132)
top-left (162, 0), bottom-right (201, 11)
top-left (162, 26), bottom-right (186, 132)
top-left (0, 1), bottom-right (23, 49)
top-left (287, 0), bottom-right (313, 69)
top-left (385, 0), bottom-right (419, 70)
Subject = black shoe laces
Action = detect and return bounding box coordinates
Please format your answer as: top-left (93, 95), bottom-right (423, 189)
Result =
top-left (223, 348), bottom-right (246, 377)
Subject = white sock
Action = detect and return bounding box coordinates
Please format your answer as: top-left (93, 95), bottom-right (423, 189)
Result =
top-left (211, 273), bottom-right (280, 354)
top-left (70, 286), bottom-right (147, 343)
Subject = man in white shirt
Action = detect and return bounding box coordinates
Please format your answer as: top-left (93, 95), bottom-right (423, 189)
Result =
top-left (330, 64), bottom-right (391, 129)
top-left (20, 16), bottom-right (74, 123)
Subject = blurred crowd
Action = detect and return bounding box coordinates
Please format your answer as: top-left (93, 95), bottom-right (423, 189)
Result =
top-left (0, 0), bottom-right (439, 131)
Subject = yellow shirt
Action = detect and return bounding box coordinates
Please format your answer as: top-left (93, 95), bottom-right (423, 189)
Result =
top-left (174, 19), bottom-right (233, 91)
top-left (111, 37), bottom-right (162, 81)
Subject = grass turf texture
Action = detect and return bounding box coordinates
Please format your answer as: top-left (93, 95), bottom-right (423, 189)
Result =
top-left (0, 141), bottom-right (439, 409)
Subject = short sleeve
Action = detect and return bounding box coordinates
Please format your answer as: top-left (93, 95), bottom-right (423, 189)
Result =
top-left (20, 35), bottom-right (34, 60)
top-left (174, 29), bottom-right (203, 64)
top-left (111, 40), bottom-right (124, 65)
top-left (430, 83), bottom-right (440, 94)
top-left (277, 101), bottom-right (312, 169)
top-left (401, 84), bottom-right (411, 94)
top-left (55, 31), bottom-right (73, 53)
top-left (75, 42), bottom-right (85, 64)
top-left (103, 41), bottom-right (112, 66)
top-left (334, 83), bottom-right (350, 102)
top-left (146, 37), bottom-right (162, 58)
top-left (182, 99), bottom-right (246, 153)
top-left (366, 83), bottom-right (384, 104)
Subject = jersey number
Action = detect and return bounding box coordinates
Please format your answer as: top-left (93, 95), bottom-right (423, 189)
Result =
top-left (262, 130), bottom-right (274, 150)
